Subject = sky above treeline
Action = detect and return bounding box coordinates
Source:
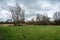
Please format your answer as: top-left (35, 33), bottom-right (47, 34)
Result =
top-left (0, 0), bottom-right (60, 21)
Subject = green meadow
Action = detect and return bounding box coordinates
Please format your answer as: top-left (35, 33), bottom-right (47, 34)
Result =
top-left (0, 25), bottom-right (60, 40)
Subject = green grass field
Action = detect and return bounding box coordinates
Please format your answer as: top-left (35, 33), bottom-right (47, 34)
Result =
top-left (0, 25), bottom-right (60, 40)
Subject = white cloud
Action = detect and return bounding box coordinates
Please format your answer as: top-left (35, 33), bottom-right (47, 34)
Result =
top-left (0, 9), bottom-right (9, 21)
top-left (41, 2), bottom-right (51, 8)
top-left (7, 2), bottom-right (15, 7)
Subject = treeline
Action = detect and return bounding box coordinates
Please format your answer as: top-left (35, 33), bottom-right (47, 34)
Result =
top-left (0, 13), bottom-right (60, 25)
top-left (0, 20), bottom-right (60, 25)
top-left (0, 3), bottom-right (60, 26)
top-left (0, 21), bottom-right (58, 25)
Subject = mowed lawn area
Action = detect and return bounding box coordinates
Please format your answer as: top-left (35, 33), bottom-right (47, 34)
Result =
top-left (0, 25), bottom-right (60, 40)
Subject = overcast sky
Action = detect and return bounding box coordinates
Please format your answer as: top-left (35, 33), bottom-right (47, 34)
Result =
top-left (0, 0), bottom-right (60, 21)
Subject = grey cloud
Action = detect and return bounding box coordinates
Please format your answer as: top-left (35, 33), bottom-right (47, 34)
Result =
top-left (0, 0), bottom-right (60, 21)
top-left (25, 12), bottom-right (36, 18)
top-left (47, 0), bottom-right (60, 4)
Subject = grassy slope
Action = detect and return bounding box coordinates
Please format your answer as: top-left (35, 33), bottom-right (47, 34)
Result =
top-left (0, 25), bottom-right (60, 40)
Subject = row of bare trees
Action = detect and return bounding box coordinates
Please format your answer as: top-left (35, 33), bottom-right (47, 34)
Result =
top-left (7, 3), bottom-right (53, 26)
top-left (26, 13), bottom-right (50, 25)
top-left (4, 3), bottom-right (60, 26)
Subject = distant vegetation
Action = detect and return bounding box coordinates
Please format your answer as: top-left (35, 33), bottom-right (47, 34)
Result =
top-left (0, 3), bottom-right (60, 26)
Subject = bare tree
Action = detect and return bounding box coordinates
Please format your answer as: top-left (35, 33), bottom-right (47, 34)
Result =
top-left (21, 10), bottom-right (25, 22)
top-left (31, 17), bottom-right (34, 22)
top-left (36, 14), bottom-right (41, 21)
top-left (42, 13), bottom-right (50, 25)
top-left (36, 13), bottom-right (50, 25)
top-left (36, 14), bottom-right (43, 21)
top-left (9, 3), bottom-right (25, 26)
top-left (20, 10), bottom-right (25, 25)
top-left (36, 14), bottom-right (43, 25)
top-left (53, 12), bottom-right (60, 25)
